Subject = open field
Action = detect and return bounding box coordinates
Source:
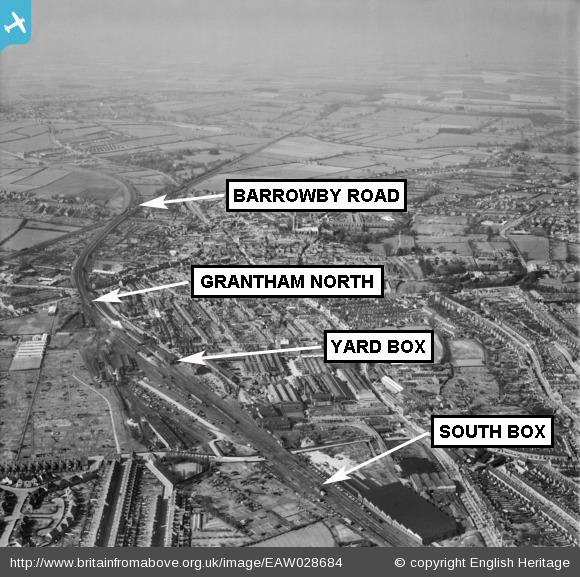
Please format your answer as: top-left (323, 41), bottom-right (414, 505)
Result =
top-left (0, 340), bottom-right (37, 462)
top-left (250, 521), bottom-right (335, 547)
top-left (0, 311), bottom-right (56, 335)
top-left (416, 235), bottom-right (473, 256)
top-left (413, 215), bottom-right (468, 235)
top-left (510, 234), bottom-right (550, 265)
top-left (56, 125), bottom-right (107, 139)
top-left (263, 136), bottom-right (369, 160)
top-left (0, 132), bottom-right (53, 154)
top-left (449, 339), bottom-right (485, 366)
top-left (25, 220), bottom-right (81, 232)
top-left (0, 217), bottom-right (24, 243)
top-left (17, 342), bottom-right (120, 460)
top-left (235, 162), bottom-right (350, 179)
top-left (31, 169), bottom-right (128, 210)
top-left (1, 228), bottom-right (71, 252)
top-left (0, 167), bottom-right (43, 186)
top-left (113, 123), bottom-right (175, 139)
top-left (13, 167), bottom-right (71, 188)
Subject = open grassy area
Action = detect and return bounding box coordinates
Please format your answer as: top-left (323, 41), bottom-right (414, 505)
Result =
top-left (449, 338), bottom-right (485, 366)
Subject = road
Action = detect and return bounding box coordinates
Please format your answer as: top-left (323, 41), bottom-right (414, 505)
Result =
top-left (0, 487), bottom-right (32, 547)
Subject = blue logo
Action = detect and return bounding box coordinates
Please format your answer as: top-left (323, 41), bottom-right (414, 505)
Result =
top-left (1, 0), bottom-right (31, 52)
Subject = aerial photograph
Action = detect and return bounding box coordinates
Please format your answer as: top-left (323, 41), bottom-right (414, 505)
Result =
top-left (0, 0), bottom-right (578, 564)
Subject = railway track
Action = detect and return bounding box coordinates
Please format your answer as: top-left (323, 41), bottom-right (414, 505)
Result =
top-left (69, 136), bottom-right (422, 547)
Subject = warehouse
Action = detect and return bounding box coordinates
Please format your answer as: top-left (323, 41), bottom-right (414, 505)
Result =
top-left (360, 482), bottom-right (457, 544)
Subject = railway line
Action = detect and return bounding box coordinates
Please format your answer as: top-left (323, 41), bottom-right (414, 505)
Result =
top-left (69, 137), bottom-right (422, 547)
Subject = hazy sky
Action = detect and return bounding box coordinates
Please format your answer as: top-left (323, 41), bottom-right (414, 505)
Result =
top-left (1, 0), bottom-right (577, 85)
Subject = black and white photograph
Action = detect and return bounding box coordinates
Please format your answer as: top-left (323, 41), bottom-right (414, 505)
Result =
top-left (0, 0), bottom-right (578, 572)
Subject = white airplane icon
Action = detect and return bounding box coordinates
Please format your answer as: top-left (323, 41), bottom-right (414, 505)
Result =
top-left (4, 11), bottom-right (26, 34)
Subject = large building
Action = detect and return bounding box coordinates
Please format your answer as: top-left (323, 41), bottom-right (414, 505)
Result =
top-left (347, 479), bottom-right (457, 544)
top-left (337, 368), bottom-right (375, 402)
top-left (9, 334), bottom-right (49, 371)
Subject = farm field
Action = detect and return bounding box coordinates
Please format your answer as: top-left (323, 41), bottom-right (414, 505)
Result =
top-left (235, 162), bottom-right (350, 179)
top-left (155, 138), bottom-right (222, 153)
top-left (0, 216), bottom-right (24, 243)
top-left (0, 217), bottom-right (84, 251)
top-left (1, 228), bottom-right (67, 251)
top-left (25, 220), bottom-right (81, 232)
top-left (13, 167), bottom-right (71, 188)
top-left (0, 311), bottom-right (56, 335)
top-left (96, 133), bottom-right (189, 155)
top-left (203, 134), bottom-right (270, 148)
top-left (128, 182), bottom-right (167, 199)
top-left (317, 152), bottom-right (384, 168)
top-left (510, 234), bottom-right (550, 265)
top-left (263, 136), bottom-right (369, 160)
top-left (31, 169), bottom-right (128, 209)
top-left (0, 168), bottom-right (44, 186)
top-left (413, 215), bottom-right (468, 235)
top-left (56, 125), bottom-right (107, 139)
top-left (0, 132), bottom-right (53, 155)
top-left (112, 123), bottom-right (176, 139)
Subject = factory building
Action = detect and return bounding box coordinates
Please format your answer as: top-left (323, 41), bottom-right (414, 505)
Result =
top-left (337, 368), bottom-right (376, 402)
top-left (9, 333), bottom-right (49, 371)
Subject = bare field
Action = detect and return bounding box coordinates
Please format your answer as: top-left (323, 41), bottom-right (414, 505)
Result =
top-left (0, 132), bottom-right (53, 154)
top-left (19, 347), bottom-right (118, 459)
top-left (31, 170), bottom-right (127, 210)
top-left (1, 228), bottom-right (70, 251)
top-left (14, 167), bottom-right (71, 188)
top-left (0, 343), bottom-right (37, 462)
top-left (0, 217), bottom-right (24, 243)
top-left (114, 124), bottom-right (176, 139)
top-left (449, 339), bottom-right (485, 366)
top-left (416, 236), bottom-right (473, 256)
top-left (0, 311), bottom-right (55, 335)
top-left (413, 215), bottom-right (468, 235)
top-left (0, 167), bottom-right (44, 186)
top-left (510, 234), bottom-right (550, 264)
top-left (550, 240), bottom-right (568, 261)
top-left (250, 522), bottom-right (335, 547)
top-left (263, 136), bottom-right (368, 160)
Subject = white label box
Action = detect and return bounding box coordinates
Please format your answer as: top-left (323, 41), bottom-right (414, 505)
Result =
top-left (324, 330), bottom-right (434, 363)
top-left (431, 415), bottom-right (554, 448)
top-left (226, 179), bottom-right (406, 212)
top-left (191, 265), bottom-right (384, 298)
